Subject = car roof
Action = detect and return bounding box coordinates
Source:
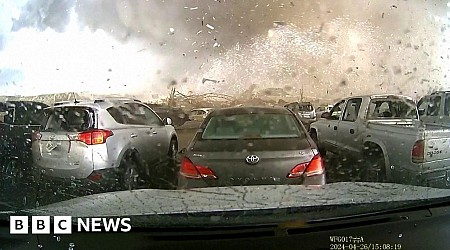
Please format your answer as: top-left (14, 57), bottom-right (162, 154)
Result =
top-left (345, 94), bottom-right (415, 101)
top-left (50, 99), bottom-right (145, 110)
top-left (192, 107), bottom-right (213, 111)
top-left (209, 106), bottom-right (292, 116)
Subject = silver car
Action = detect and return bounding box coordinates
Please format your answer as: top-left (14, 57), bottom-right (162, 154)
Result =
top-left (32, 99), bottom-right (178, 191)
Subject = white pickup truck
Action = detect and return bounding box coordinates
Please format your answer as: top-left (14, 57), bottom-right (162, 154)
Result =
top-left (310, 94), bottom-right (450, 188)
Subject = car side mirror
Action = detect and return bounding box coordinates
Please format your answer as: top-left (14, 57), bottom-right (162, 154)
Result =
top-left (163, 117), bottom-right (173, 126)
top-left (321, 112), bottom-right (331, 119)
top-left (179, 148), bottom-right (187, 154)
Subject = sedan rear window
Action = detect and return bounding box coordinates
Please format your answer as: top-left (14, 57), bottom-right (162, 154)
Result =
top-left (43, 107), bottom-right (94, 132)
top-left (202, 114), bottom-right (303, 139)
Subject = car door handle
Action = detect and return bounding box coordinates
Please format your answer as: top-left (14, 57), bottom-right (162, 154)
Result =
top-left (333, 126), bottom-right (337, 130)
top-left (350, 129), bottom-right (355, 134)
top-left (131, 133), bottom-right (138, 138)
top-left (149, 128), bottom-right (157, 134)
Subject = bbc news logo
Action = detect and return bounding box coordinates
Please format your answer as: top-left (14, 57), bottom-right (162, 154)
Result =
top-left (10, 216), bottom-right (131, 234)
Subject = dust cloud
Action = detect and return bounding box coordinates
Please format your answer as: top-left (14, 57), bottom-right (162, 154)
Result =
top-left (1, 0), bottom-right (449, 101)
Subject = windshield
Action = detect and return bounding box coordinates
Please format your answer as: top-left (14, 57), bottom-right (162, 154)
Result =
top-left (202, 114), bottom-right (303, 139)
top-left (2, 0), bottom-right (450, 245)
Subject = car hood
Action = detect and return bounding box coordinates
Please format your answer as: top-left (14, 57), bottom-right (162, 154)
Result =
top-left (23, 183), bottom-right (450, 223)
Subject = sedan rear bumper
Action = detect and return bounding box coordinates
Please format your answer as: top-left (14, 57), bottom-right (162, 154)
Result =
top-left (177, 173), bottom-right (326, 189)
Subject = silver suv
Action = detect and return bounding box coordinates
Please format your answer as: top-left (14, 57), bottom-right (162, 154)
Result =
top-left (32, 99), bottom-right (178, 192)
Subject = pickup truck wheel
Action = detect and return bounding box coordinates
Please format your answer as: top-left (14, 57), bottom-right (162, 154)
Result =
top-left (119, 156), bottom-right (140, 191)
top-left (310, 131), bottom-right (326, 156)
top-left (364, 151), bottom-right (386, 183)
top-left (1, 158), bottom-right (23, 187)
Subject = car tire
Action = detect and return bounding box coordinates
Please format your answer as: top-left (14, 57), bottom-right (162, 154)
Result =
top-left (1, 158), bottom-right (22, 188)
top-left (168, 138), bottom-right (178, 164)
top-left (363, 149), bottom-right (386, 183)
top-left (165, 138), bottom-right (179, 189)
top-left (119, 156), bottom-right (140, 191)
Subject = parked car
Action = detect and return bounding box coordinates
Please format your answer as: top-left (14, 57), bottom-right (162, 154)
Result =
top-left (146, 104), bottom-right (190, 127)
top-left (0, 101), bottom-right (48, 192)
top-left (32, 99), bottom-right (178, 194)
top-left (315, 104), bottom-right (333, 119)
top-left (417, 91), bottom-right (450, 125)
top-left (189, 108), bottom-right (213, 121)
top-left (284, 101), bottom-right (316, 122)
top-left (310, 94), bottom-right (450, 188)
top-left (177, 106), bottom-right (326, 189)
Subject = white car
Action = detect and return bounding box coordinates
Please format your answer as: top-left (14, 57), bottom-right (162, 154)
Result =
top-left (189, 108), bottom-right (213, 121)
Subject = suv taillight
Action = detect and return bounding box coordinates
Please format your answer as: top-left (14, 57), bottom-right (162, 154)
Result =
top-left (78, 129), bottom-right (113, 145)
top-left (180, 157), bottom-right (218, 180)
top-left (412, 140), bottom-right (424, 163)
top-left (288, 154), bottom-right (325, 178)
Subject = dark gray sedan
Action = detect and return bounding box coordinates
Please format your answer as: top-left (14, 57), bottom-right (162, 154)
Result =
top-left (177, 106), bottom-right (326, 188)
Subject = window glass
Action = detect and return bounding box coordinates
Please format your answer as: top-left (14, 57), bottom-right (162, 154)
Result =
top-left (330, 101), bottom-right (346, 120)
top-left (107, 107), bottom-right (126, 124)
top-left (342, 98), bottom-right (362, 122)
top-left (426, 96), bottom-right (441, 116)
top-left (417, 97), bottom-right (428, 116)
top-left (202, 114), bottom-right (303, 139)
top-left (44, 107), bottom-right (94, 132)
top-left (127, 103), bottom-right (162, 126)
top-left (368, 99), bottom-right (417, 119)
top-left (445, 94), bottom-right (450, 116)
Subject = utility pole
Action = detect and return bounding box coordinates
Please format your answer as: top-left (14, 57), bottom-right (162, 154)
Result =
top-left (300, 85), bottom-right (304, 102)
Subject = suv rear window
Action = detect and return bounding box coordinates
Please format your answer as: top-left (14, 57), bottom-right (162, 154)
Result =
top-left (298, 104), bottom-right (313, 112)
top-left (43, 107), bottom-right (95, 132)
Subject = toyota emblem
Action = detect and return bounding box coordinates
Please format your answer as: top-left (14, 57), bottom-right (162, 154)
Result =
top-left (245, 155), bottom-right (260, 165)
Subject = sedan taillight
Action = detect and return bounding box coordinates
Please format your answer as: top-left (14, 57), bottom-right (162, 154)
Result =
top-left (288, 154), bottom-right (325, 178)
top-left (180, 157), bottom-right (218, 180)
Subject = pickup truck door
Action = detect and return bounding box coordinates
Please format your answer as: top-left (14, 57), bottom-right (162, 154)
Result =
top-left (320, 100), bottom-right (346, 152)
top-left (336, 98), bottom-right (363, 157)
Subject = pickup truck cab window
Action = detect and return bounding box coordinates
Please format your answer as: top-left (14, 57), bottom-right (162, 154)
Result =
top-left (445, 94), bottom-right (450, 116)
top-left (342, 98), bottom-right (362, 122)
top-left (367, 99), bottom-right (417, 119)
top-left (427, 96), bottom-right (441, 116)
top-left (330, 101), bottom-right (346, 120)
